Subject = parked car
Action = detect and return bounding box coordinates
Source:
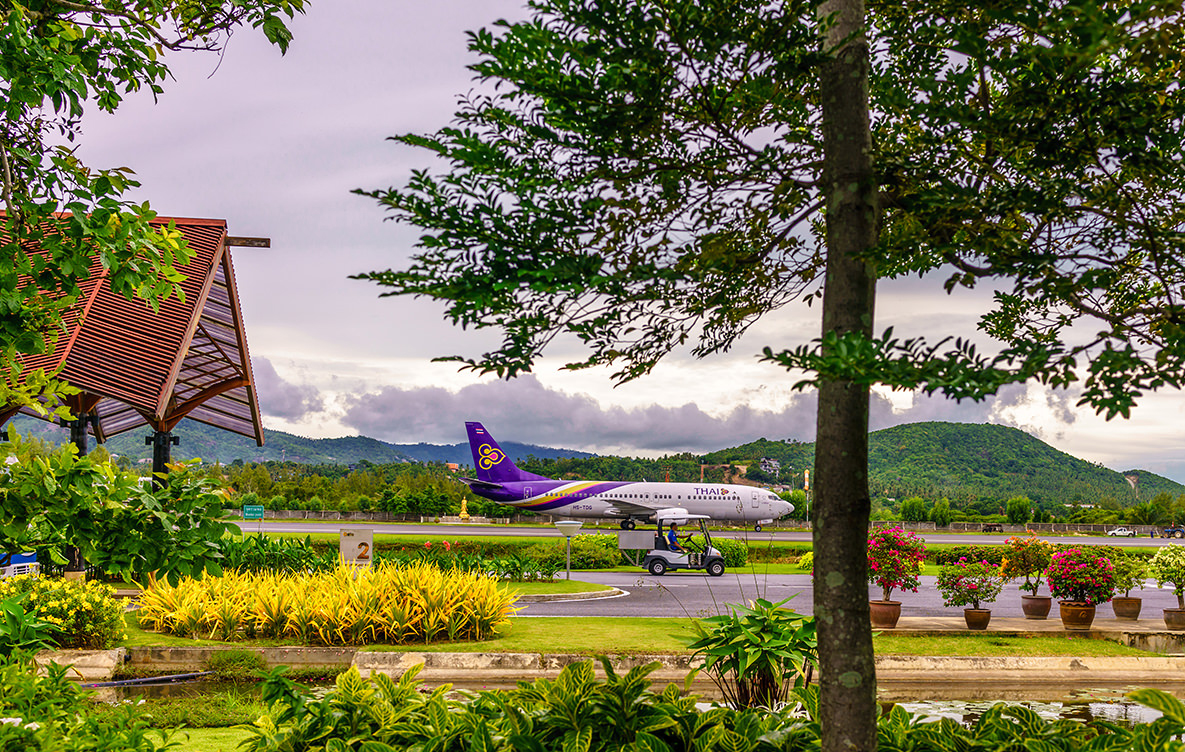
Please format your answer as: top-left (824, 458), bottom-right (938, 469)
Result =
top-left (1106, 527), bottom-right (1137, 537)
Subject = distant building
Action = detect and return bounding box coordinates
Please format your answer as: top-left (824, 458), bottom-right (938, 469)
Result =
top-left (446, 463), bottom-right (460, 473)
top-left (759, 457), bottom-right (781, 475)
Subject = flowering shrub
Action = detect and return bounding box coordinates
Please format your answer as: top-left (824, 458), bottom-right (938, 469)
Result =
top-left (796, 551), bottom-right (814, 572)
top-left (0, 576), bottom-right (125, 649)
top-left (999, 534), bottom-right (1053, 594)
top-left (1112, 555), bottom-right (1147, 598)
top-left (1148, 545), bottom-right (1185, 609)
top-left (867, 527), bottom-right (926, 602)
top-left (1045, 548), bottom-right (1115, 605)
top-left (936, 559), bottom-right (1004, 610)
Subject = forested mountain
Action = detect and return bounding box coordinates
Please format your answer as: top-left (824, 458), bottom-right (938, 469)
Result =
top-left (5, 417), bottom-right (593, 466)
top-left (705, 422), bottom-right (1183, 506)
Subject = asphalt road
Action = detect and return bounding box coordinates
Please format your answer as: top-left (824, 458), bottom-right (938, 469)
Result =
top-left (518, 571), bottom-right (1184, 619)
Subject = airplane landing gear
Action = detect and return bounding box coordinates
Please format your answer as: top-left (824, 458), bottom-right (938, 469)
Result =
top-left (619, 519), bottom-right (637, 530)
top-left (754, 524), bottom-right (763, 533)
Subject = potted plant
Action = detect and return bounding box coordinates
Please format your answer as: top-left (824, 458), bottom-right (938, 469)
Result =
top-left (936, 558), bottom-right (1005, 629)
top-left (1110, 555), bottom-right (1147, 620)
top-left (1148, 545), bottom-right (1185, 630)
top-left (1045, 548), bottom-right (1115, 630)
top-left (999, 534), bottom-right (1054, 619)
top-left (867, 527), bottom-right (927, 629)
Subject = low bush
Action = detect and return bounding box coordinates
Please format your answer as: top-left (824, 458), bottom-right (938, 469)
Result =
top-left (222, 534), bottom-right (334, 574)
top-left (797, 551), bottom-right (814, 572)
top-left (931, 545), bottom-right (1006, 566)
top-left (0, 576), bottom-right (125, 649)
top-left (137, 561), bottom-right (517, 645)
top-left (0, 653), bottom-right (172, 750)
top-left (240, 660), bottom-right (1185, 752)
top-left (713, 537), bottom-right (748, 567)
top-left (205, 649), bottom-right (267, 680)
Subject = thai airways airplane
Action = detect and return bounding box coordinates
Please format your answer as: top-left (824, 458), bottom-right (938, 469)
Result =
top-left (461, 422), bottom-right (793, 531)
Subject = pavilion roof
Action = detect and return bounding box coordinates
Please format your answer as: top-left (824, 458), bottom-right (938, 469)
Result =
top-left (2, 216), bottom-right (264, 445)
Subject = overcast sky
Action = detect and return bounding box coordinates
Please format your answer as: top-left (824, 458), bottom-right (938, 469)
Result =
top-left (75, 1), bottom-right (1185, 482)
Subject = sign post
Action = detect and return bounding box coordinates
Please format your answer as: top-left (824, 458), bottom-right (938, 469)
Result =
top-left (243, 504), bottom-right (265, 534)
top-left (340, 529), bottom-right (374, 569)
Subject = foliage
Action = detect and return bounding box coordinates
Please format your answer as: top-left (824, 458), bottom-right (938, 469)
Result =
top-left (711, 537), bottom-right (749, 568)
top-left (238, 659), bottom-right (1185, 752)
top-left (796, 551), bottom-right (814, 572)
top-left (205, 649), bottom-right (267, 680)
top-left (936, 559), bottom-right (1005, 611)
top-left (1148, 545), bottom-right (1185, 609)
top-left (221, 534), bottom-right (333, 574)
top-left (0, 593), bottom-right (54, 657)
top-left (1112, 555), bottom-right (1148, 599)
top-left (899, 497), bottom-right (928, 522)
top-left (999, 535), bottom-right (1054, 595)
top-left (868, 527), bottom-right (927, 602)
top-left (929, 499), bottom-right (952, 528)
top-left (0, 1), bottom-right (306, 412)
top-left (0, 652), bottom-right (173, 751)
top-left (0, 576), bottom-right (124, 649)
top-left (1046, 548), bottom-right (1116, 606)
top-left (0, 436), bottom-right (236, 584)
top-left (687, 598), bottom-right (817, 709)
top-left (136, 561), bottom-right (517, 645)
top-left (1005, 497), bottom-right (1032, 524)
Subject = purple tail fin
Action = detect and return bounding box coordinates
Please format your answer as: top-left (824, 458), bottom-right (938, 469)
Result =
top-left (466, 422), bottom-right (547, 484)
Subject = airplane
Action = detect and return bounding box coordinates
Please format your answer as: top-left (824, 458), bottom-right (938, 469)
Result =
top-left (461, 422), bottom-right (794, 531)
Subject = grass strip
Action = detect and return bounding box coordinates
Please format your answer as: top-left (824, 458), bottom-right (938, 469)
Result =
top-left (151, 727), bottom-right (251, 752)
top-left (507, 580), bottom-right (610, 595)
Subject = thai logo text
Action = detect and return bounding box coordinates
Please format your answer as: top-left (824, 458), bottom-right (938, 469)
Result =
top-left (693, 487), bottom-right (730, 495)
top-left (478, 443), bottom-right (506, 470)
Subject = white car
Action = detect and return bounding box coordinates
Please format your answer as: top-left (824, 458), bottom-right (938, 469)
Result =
top-left (1107, 527), bottom-right (1137, 537)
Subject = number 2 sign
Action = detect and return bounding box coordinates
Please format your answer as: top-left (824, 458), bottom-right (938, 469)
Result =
top-left (340, 529), bottom-right (374, 568)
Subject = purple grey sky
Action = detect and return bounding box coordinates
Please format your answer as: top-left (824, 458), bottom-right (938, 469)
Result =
top-left (74, 1), bottom-right (1185, 481)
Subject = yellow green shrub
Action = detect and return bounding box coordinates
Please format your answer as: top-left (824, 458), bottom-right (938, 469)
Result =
top-left (0, 576), bottom-right (126, 649)
top-left (137, 561), bottom-right (517, 645)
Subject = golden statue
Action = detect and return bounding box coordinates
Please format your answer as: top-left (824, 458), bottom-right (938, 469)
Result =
top-left (459, 497), bottom-right (470, 521)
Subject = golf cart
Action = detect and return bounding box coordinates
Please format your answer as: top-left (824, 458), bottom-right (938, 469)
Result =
top-left (642, 513), bottom-right (726, 577)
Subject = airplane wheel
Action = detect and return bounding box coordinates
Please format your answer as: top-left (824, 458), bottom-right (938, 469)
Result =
top-left (754, 524), bottom-right (763, 533)
top-left (626, 520), bottom-right (636, 530)
top-left (707, 560), bottom-right (725, 577)
top-left (619, 520), bottom-right (630, 530)
top-left (648, 559), bottom-right (667, 576)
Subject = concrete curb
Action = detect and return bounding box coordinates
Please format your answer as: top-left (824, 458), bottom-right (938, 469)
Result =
top-left (515, 586), bottom-right (626, 603)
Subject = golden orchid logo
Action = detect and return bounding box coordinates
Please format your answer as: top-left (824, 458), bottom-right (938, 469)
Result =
top-left (478, 443), bottom-right (506, 470)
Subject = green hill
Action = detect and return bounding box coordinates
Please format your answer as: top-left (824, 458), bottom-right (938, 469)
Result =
top-left (706, 421), bottom-right (1183, 506)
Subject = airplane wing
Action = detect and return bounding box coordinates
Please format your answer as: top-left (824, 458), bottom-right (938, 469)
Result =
top-left (604, 502), bottom-right (717, 523)
top-left (459, 476), bottom-right (503, 491)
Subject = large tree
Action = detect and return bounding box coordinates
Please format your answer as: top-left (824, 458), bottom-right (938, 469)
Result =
top-left (0, 0), bottom-right (305, 415)
top-left (358, 1), bottom-right (1185, 749)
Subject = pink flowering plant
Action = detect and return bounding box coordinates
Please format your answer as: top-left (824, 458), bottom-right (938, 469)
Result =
top-left (936, 558), bottom-right (1004, 610)
top-left (867, 527), bottom-right (927, 602)
top-left (1045, 548), bottom-right (1115, 605)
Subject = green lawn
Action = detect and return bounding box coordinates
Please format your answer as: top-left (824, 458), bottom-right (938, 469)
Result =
top-left (507, 580), bottom-right (610, 595)
top-left (154, 727), bottom-right (252, 752)
top-left (874, 633), bottom-right (1151, 657)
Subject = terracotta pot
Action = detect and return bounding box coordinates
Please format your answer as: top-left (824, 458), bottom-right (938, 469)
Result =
top-left (1059, 601), bottom-right (1096, 631)
top-left (869, 600), bottom-right (901, 629)
top-left (963, 608), bottom-right (991, 630)
top-left (1164, 608), bottom-right (1185, 631)
top-left (1021, 594), bottom-right (1052, 620)
top-left (1111, 596), bottom-right (1142, 621)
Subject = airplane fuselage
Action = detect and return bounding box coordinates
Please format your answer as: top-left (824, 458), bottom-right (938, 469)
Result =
top-left (469, 478), bottom-right (786, 524)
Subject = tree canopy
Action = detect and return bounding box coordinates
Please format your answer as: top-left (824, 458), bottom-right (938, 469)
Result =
top-left (0, 0), bottom-right (306, 415)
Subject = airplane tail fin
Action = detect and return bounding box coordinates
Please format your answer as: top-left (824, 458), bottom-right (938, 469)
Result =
top-left (466, 422), bottom-right (546, 484)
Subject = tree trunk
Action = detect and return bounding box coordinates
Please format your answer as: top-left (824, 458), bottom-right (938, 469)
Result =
top-left (815, 0), bottom-right (879, 750)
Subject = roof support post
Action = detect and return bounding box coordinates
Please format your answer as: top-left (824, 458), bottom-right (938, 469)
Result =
top-left (60, 413), bottom-right (96, 580)
top-left (148, 430), bottom-right (180, 490)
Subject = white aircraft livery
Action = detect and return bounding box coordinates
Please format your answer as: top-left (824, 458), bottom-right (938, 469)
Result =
top-left (461, 422), bottom-right (793, 530)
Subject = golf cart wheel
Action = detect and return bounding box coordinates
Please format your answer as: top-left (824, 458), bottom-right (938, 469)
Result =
top-left (648, 559), bottom-right (667, 576)
top-left (707, 560), bottom-right (725, 577)
top-left (754, 524), bottom-right (762, 533)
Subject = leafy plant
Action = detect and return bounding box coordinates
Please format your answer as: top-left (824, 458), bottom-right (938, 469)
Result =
top-left (797, 551), bottom-right (814, 572)
top-left (999, 535), bottom-right (1055, 595)
top-left (687, 598), bottom-right (817, 709)
top-left (867, 527), bottom-right (927, 602)
top-left (0, 594), bottom-right (55, 657)
top-left (1148, 545), bottom-right (1185, 609)
top-left (1112, 555), bottom-right (1148, 599)
top-left (0, 576), bottom-right (124, 649)
top-left (1046, 548), bottom-right (1116, 605)
top-left (936, 559), bottom-right (1005, 610)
